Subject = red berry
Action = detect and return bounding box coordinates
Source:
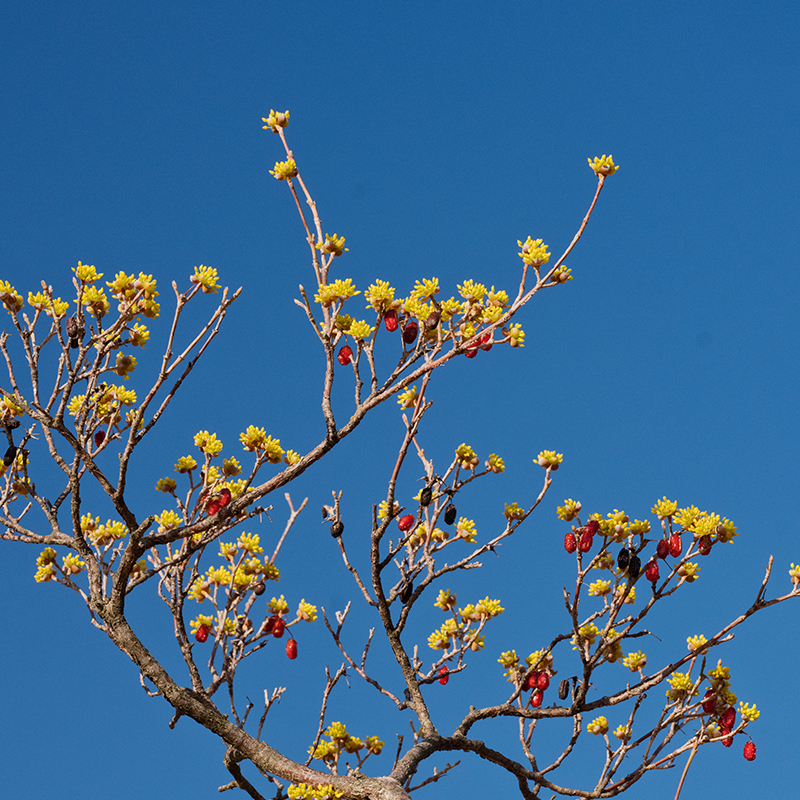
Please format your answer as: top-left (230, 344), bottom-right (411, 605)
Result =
top-left (721, 727), bottom-right (733, 747)
top-left (564, 532), bottom-right (577, 553)
top-left (337, 345), bottom-right (353, 366)
top-left (218, 488), bottom-right (232, 508)
top-left (206, 500), bottom-right (221, 515)
top-left (263, 617), bottom-right (275, 635)
top-left (698, 535), bottom-right (713, 555)
top-left (584, 519), bottom-right (600, 536)
top-left (743, 741), bottom-right (756, 761)
top-left (438, 665), bottom-right (449, 685)
top-left (645, 560), bottom-right (660, 582)
top-left (669, 533), bottom-right (683, 558)
top-left (398, 514), bottom-right (415, 532)
top-left (402, 322), bottom-right (419, 344)
top-left (526, 672), bottom-right (540, 691)
top-left (195, 624), bottom-right (209, 643)
top-left (286, 638), bottom-right (297, 659)
top-left (272, 617), bottom-right (286, 638)
top-left (578, 531), bottom-right (594, 552)
top-left (94, 429), bottom-right (105, 447)
top-left (464, 347), bottom-right (478, 359)
top-left (719, 706), bottom-right (736, 730)
top-left (479, 333), bottom-right (493, 352)
top-left (537, 672), bottom-right (550, 691)
top-left (384, 310), bottom-right (398, 332)
top-left (656, 539), bottom-right (670, 559)
top-left (531, 689), bottom-right (543, 708)
top-left (702, 689), bottom-right (716, 714)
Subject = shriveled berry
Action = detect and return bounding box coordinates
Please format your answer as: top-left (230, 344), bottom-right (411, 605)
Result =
top-left (444, 504), bottom-right (457, 525)
top-left (402, 322), bottom-right (419, 344)
top-left (479, 333), bottom-right (493, 351)
top-left (384, 310), bottom-right (398, 332)
top-left (253, 582), bottom-right (266, 596)
top-left (337, 345), bottom-right (353, 366)
top-left (531, 689), bottom-right (543, 708)
top-left (720, 706), bottom-right (736, 730)
top-left (330, 520), bottom-right (344, 538)
top-left (400, 581), bottom-right (413, 604)
top-left (3, 445), bottom-right (17, 466)
top-left (578, 531), bottom-right (594, 552)
top-left (702, 689), bottom-right (716, 714)
top-left (584, 519), bottom-right (600, 536)
top-left (669, 533), bottom-right (683, 558)
top-left (420, 486), bottom-right (433, 507)
top-left (537, 672), bottom-right (550, 691)
top-left (195, 624), bottom-right (209, 643)
top-left (617, 548), bottom-right (631, 570)
top-left (206, 500), bottom-right (221, 515)
top-left (424, 311), bottom-right (441, 331)
top-left (721, 728), bottom-right (733, 747)
top-left (558, 679), bottom-right (570, 700)
top-left (218, 488), bottom-right (232, 508)
top-left (698, 535), bottom-right (713, 555)
top-left (656, 539), bottom-right (670, 559)
top-left (93, 430), bottom-right (105, 448)
top-left (743, 741), bottom-right (756, 761)
top-left (628, 554), bottom-right (641, 581)
top-left (564, 532), bottom-right (577, 554)
top-left (263, 617), bottom-right (275, 635)
top-left (438, 666), bottom-right (449, 685)
top-left (398, 514), bottom-right (415, 532)
top-left (286, 638), bottom-right (298, 660)
top-left (272, 617), bottom-right (286, 638)
top-left (645, 560), bottom-right (660, 582)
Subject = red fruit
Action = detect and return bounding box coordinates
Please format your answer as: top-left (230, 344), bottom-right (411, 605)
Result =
top-left (719, 706), bottom-right (736, 730)
top-left (702, 689), bottom-right (716, 714)
top-left (272, 617), bottom-right (286, 638)
top-left (656, 539), bottom-right (670, 559)
top-left (218, 488), bottom-right (232, 508)
top-left (402, 322), bottom-right (419, 344)
top-left (438, 666), bottom-right (449, 685)
top-left (398, 514), bottom-right (415, 532)
top-left (578, 531), bottom-right (594, 552)
top-left (564, 532), bottom-right (577, 554)
top-left (337, 345), bottom-right (353, 366)
top-left (206, 500), bottom-right (221, 515)
top-left (479, 333), bottom-right (493, 352)
top-left (530, 689), bottom-right (543, 708)
top-left (537, 672), bottom-right (550, 691)
top-left (645, 560), bottom-right (660, 582)
top-left (743, 741), bottom-right (756, 761)
top-left (286, 638), bottom-right (298, 660)
top-left (526, 672), bottom-right (540, 691)
top-left (195, 624), bottom-right (209, 643)
top-left (464, 347), bottom-right (478, 359)
top-left (384, 310), bottom-right (398, 332)
top-left (263, 617), bottom-right (275, 635)
top-left (698, 535), bottom-right (713, 555)
top-left (669, 533), bottom-right (683, 558)
top-left (94, 429), bottom-right (105, 447)
top-left (584, 519), bottom-right (600, 536)
top-left (721, 727), bottom-right (733, 747)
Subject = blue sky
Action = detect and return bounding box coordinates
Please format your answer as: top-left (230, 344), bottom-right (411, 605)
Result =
top-left (2, 1), bottom-right (799, 798)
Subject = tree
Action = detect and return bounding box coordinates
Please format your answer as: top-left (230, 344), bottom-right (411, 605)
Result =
top-left (1, 109), bottom-right (796, 800)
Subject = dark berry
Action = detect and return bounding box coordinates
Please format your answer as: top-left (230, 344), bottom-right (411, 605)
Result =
top-left (384, 310), bottom-right (398, 332)
top-left (253, 582), bottom-right (266, 596)
top-left (3, 445), bottom-right (17, 466)
top-left (424, 311), bottom-right (441, 331)
top-left (398, 514), bottom-right (415, 532)
top-left (669, 533), bottom-right (683, 558)
top-left (272, 617), bottom-right (286, 638)
top-left (420, 486), bottom-right (433, 507)
top-left (627, 554), bottom-right (641, 581)
top-left (402, 322), bottom-right (419, 344)
top-left (400, 581), bottom-right (413, 604)
top-left (564, 532), bottom-right (577, 554)
top-left (438, 666), bottom-right (449, 685)
top-left (195, 624), bottom-right (209, 643)
top-left (93, 430), bottom-right (105, 448)
top-left (698, 535), bottom-right (713, 555)
top-left (558, 679), bottom-right (570, 700)
top-left (656, 539), bottom-right (670, 559)
top-left (617, 548), bottom-right (631, 570)
top-left (286, 638), bottom-right (298, 660)
top-left (337, 345), bottom-right (353, 366)
top-left (330, 520), bottom-right (344, 538)
top-left (444, 504), bottom-right (457, 525)
top-left (645, 560), bottom-right (660, 582)
top-left (743, 741), bottom-right (756, 761)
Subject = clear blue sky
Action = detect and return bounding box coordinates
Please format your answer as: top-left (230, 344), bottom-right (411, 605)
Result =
top-left (2, 2), bottom-right (798, 798)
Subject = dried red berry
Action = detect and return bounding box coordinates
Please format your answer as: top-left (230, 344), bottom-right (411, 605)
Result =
top-left (263, 617), bottom-right (275, 635)
top-left (720, 706), bottom-right (736, 730)
top-left (464, 347), bottom-right (478, 359)
top-left (402, 322), bottom-right (419, 344)
top-left (702, 689), bottom-right (716, 714)
top-left (195, 624), bottom-right (209, 643)
top-left (398, 514), bottom-right (415, 532)
top-left (272, 617), bottom-right (286, 638)
top-left (578, 531), bottom-right (594, 552)
top-left (94, 430), bottom-right (105, 448)
top-left (206, 500), bottom-right (221, 515)
top-left (537, 672), bottom-right (550, 691)
top-left (384, 310), bottom-right (398, 332)
top-left (530, 689), bottom-right (543, 708)
top-left (444, 504), bottom-right (457, 525)
top-left (286, 638), bottom-right (297, 659)
top-left (337, 345), bottom-right (353, 366)
top-left (743, 741), bottom-right (756, 761)
top-left (438, 666), bottom-right (449, 685)
top-left (218, 488), bottom-right (232, 508)
top-left (564, 532), bottom-right (577, 554)
top-left (479, 333), bottom-right (493, 351)
top-left (698, 535), bottom-right (713, 555)
top-left (645, 560), bottom-right (660, 582)
top-left (656, 539), bottom-right (670, 559)
top-left (721, 727), bottom-right (733, 747)
top-left (669, 533), bottom-right (683, 558)
top-left (584, 519), bottom-right (600, 536)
